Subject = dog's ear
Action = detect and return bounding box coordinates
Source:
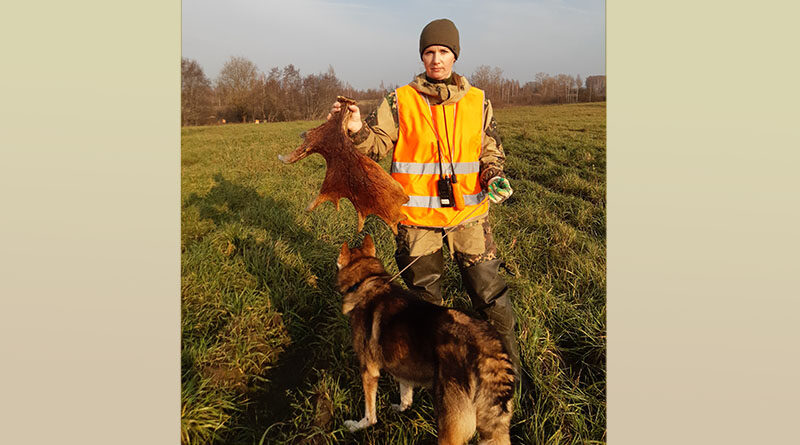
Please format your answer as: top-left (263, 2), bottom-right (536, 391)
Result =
top-left (361, 234), bottom-right (376, 257)
top-left (337, 242), bottom-right (350, 269)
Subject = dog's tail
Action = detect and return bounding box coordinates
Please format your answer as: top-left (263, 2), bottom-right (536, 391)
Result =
top-left (474, 340), bottom-right (515, 443)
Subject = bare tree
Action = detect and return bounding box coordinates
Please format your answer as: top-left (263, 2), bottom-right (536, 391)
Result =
top-left (260, 67), bottom-right (282, 122)
top-left (216, 56), bottom-right (259, 123)
top-left (470, 65), bottom-right (492, 89)
top-left (279, 64), bottom-right (303, 121)
top-left (470, 65), bottom-right (505, 105)
top-left (301, 65), bottom-right (344, 119)
top-left (181, 58), bottom-right (213, 126)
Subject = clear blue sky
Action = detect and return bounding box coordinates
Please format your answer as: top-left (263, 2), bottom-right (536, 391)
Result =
top-left (182, 0), bottom-right (605, 90)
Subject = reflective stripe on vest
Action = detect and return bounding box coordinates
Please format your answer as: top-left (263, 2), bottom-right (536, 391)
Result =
top-left (392, 84), bottom-right (489, 227)
top-left (405, 190), bottom-right (487, 208)
top-left (391, 161), bottom-right (480, 176)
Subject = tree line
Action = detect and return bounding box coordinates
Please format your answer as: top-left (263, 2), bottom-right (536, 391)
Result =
top-left (182, 56), bottom-right (605, 126)
top-left (469, 65), bottom-right (606, 108)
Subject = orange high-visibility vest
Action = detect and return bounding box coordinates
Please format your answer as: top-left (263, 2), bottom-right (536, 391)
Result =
top-left (392, 84), bottom-right (488, 227)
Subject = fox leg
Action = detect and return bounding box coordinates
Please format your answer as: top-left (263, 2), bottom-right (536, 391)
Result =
top-left (356, 211), bottom-right (365, 232)
top-left (307, 193), bottom-right (339, 211)
top-left (391, 380), bottom-right (414, 412)
top-left (344, 368), bottom-right (379, 432)
top-left (307, 194), bottom-right (323, 211)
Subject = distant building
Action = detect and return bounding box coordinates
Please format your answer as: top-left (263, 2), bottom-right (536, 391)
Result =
top-left (585, 75), bottom-right (606, 100)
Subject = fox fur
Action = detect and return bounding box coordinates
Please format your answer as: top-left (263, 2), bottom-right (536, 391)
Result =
top-left (278, 96), bottom-right (409, 234)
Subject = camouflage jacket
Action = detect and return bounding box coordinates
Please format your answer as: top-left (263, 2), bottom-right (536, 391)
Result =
top-left (350, 72), bottom-right (505, 188)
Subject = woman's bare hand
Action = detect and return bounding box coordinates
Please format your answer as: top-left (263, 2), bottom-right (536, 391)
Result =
top-left (327, 101), bottom-right (363, 133)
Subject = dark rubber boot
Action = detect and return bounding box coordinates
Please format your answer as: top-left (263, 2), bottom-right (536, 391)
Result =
top-left (395, 249), bottom-right (445, 304)
top-left (460, 259), bottom-right (521, 378)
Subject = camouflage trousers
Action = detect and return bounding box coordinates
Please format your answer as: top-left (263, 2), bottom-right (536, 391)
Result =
top-left (394, 216), bottom-right (499, 269)
top-left (395, 215), bottom-right (520, 374)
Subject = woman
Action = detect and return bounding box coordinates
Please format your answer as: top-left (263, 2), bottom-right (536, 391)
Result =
top-left (330, 18), bottom-right (520, 373)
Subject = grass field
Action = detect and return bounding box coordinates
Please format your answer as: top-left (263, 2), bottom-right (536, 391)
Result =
top-left (181, 102), bottom-right (606, 444)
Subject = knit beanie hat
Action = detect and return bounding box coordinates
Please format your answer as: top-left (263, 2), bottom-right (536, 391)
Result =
top-left (419, 18), bottom-right (460, 60)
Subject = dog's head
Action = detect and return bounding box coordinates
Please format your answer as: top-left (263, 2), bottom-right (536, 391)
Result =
top-left (337, 234), bottom-right (376, 270)
top-left (336, 235), bottom-right (384, 314)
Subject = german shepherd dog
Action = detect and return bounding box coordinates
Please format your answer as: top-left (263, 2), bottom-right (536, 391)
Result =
top-left (336, 235), bottom-right (514, 445)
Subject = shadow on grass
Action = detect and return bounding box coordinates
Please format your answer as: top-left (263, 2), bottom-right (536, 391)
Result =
top-left (183, 173), bottom-right (343, 443)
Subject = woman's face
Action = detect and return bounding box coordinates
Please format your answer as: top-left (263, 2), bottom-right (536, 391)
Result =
top-left (422, 45), bottom-right (455, 80)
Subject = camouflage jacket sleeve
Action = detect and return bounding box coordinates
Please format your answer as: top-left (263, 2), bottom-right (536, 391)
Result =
top-left (479, 98), bottom-right (506, 188)
top-left (348, 91), bottom-right (399, 161)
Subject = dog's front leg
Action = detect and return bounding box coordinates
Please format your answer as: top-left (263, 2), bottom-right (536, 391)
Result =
top-left (391, 380), bottom-right (414, 412)
top-left (344, 368), bottom-right (379, 432)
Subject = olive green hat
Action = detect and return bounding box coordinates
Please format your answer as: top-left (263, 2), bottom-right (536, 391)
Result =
top-left (419, 18), bottom-right (460, 60)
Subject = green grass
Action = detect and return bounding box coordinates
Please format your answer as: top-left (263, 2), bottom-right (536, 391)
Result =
top-left (181, 102), bottom-right (606, 444)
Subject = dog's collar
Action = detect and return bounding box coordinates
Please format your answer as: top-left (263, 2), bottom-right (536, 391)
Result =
top-left (344, 274), bottom-right (387, 295)
top-left (346, 281), bottom-right (361, 294)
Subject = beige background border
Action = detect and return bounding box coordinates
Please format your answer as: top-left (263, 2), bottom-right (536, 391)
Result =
top-left (608, 1), bottom-right (800, 443)
top-left (2, 1), bottom-right (798, 443)
top-left (1, 1), bottom-right (180, 443)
